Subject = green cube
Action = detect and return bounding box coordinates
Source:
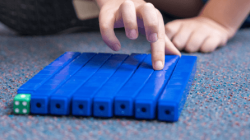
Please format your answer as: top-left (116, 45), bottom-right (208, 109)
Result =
top-left (13, 94), bottom-right (31, 114)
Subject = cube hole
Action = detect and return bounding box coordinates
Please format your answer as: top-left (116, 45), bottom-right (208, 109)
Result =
top-left (56, 104), bottom-right (61, 109)
top-left (120, 104), bottom-right (125, 109)
top-left (165, 110), bottom-right (170, 115)
top-left (99, 105), bottom-right (104, 111)
top-left (141, 107), bottom-right (146, 112)
top-left (78, 104), bottom-right (84, 109)
top-left (36, 103), bottom-right (41, 108)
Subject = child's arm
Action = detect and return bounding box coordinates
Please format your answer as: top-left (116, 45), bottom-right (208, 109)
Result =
top-left (95, 0), bottom-right (180, 70)
top-left (165, 0), bottom-right (250, 53)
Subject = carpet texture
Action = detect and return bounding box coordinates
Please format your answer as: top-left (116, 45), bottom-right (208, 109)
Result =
top-left (0, 22), bottom-right (250, 140)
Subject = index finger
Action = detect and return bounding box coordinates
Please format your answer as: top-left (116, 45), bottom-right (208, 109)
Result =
top-left (149, 10), bottom-right (165, 70)
top-left (151, 10), bottom-right (181, 70)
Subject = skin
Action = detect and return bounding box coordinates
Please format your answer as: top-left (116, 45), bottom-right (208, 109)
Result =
top-left (95, 0), bottom-right (250, 70)
top-left (163, 0), bottom-right (250, 53)
top-left (145, 0), bottom-right (204, 18)
top-left (95, 0), bottom-right (181, 70)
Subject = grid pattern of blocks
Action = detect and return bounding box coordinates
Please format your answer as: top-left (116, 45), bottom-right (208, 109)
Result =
top-left (15, 52), bottom-right (197, 122)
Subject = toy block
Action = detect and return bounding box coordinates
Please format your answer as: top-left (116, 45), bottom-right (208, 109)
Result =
top-left (13, 94), bottom-right (31, 114)
top-left (49, 53), bottom-right (112, 115)
top-left (30, 53), bottom-right (96, 114)
top-left (15, 51), bottom-right (197, 122)
top-left (158, 55), bottom-right (197, 122)
top-left (134, 55), bottom-right (179, 119)
top-left (17, 52), bottom-right (80, 94)
top-left (114, 55), bottom-right (154, 116)
top-left (71, 54), bottom-right (129, 116)
top-left (93, 54), bottom-right (147, 117)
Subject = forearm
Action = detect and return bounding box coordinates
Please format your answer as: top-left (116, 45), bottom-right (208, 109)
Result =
top-left (200, 0), bottom-right (250, 37)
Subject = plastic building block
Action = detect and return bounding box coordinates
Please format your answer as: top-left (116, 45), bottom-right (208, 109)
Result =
top-left (17, 52), bottom-right (80, 94)
top-left (30, 53), bottom-right (96, 114)
top-left (158, 55), bottom-right (197, 122)
top-left (13, 94), bottom-right (31, 114)
top-left (134, 55), bottom-right (179, 119)
top-left (93, 54), bottom-right (146, 117)
top-left (71, 54), bottom-right (128, 116)
top-left (49, 53), bottom-right (112, 115)
top-left (15, 51), bottom-right (197, 122)
top-left (114, 55), bottom-right (154, 116)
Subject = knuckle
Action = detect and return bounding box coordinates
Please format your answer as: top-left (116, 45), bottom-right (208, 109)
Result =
top-left (123, 15), bottom-right (135, 24)
top-left (152, 51), bottom-right (165, 59)
top-left (187, 22), bottom-right (197, 29)
top-left (123, 0), bottom-right (133, 5)
top-left (200, 42), bottom-right (209, 52)
top-left (165, 25), bottom-right (174, 34)
top-left (98, 10), bottom-right (105, 20)
top-left (155, 9), bottom-right (161, 15)
top-left (124, 20), bottom-right (134, 26)
top-left (185, 46), bottom-right (195, 53)
top-left (123, 19), bottom-right (136, 29)
top-left (200, 46), bottom-right (210, 53)
top-left (200, 24), bottom-right (209, 30)
top-left (100, 23), bottom-right (109, 31)
top-left (147, 22), bottom-right (158, 29)
top-left (165, 22), bottom-right (177, 34)
top-left (156, 10), bottom-right (163, 20)
top-left (157, 36), bottom-right (165, 42)
top-left (172, 38), bottom-right (183, 49)
top-left (212, 30), bottom-right (223, 38)
top-left (121, 0), bottom-right (133, 9)
top-left (120, 2), bottom-right (126, 9)
top-left (143, 3), bottom-right (155, 9)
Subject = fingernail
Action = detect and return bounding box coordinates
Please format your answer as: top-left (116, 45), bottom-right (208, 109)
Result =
top-left (154, 61), bottom-right (163, 70)
top-left (148, 33), bottom-right (158, 42)
top-left (128, 29), bottom-right (137, 39)
top-left (112, 44), bottom-right (121, 51)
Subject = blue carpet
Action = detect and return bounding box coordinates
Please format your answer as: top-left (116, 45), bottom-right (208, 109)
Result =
top-left (0, 22), bottom-right (250, 140)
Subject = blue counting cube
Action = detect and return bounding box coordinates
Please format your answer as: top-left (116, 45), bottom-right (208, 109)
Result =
top-left (93, 54), bottom-right (146, 117)
top-left (158, 56), bottom-right (197, 122)
top-left (17, 52), bottom-right (80, 94)
top-left (134, 55), bottom-right (179, 119)
top-left (16, 52), bottom-right (197, 122)
top-left (49, 53), bottom-right (112, 115)
top-left (71, 54), bottom-right (128, 116)
top-left (114, 55), bottom-right (154, 116)
top-left (30, 53), bottom-right (96, 114)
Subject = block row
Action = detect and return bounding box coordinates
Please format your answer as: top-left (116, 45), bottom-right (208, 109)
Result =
top-left (14, 52), bottom-right (197, 121)
top-left (17, 52), bottom-right (81, 94)
top-left (158, 55), bottom-right (197, 121)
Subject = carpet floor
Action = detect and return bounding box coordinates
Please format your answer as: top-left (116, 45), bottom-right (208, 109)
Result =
top-left (0, 22), bottom-right (250, 140)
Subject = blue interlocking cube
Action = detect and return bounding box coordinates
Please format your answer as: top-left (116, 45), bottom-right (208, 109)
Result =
top-left (15, 52), bottom-right (197, 121)
top-left (158, 56), bottom-right (197, 121)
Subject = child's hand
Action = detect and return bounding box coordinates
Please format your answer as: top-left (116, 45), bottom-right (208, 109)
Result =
top-left (97, 0), bottom-right (180, 70)
top-left (165, 16), bottom-right (232, 53)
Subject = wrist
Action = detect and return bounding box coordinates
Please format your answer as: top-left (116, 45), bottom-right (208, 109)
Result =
top-left (198, 14), bottom-right (236, 39)
top-left (198, 0), bottom-right (250, 39)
